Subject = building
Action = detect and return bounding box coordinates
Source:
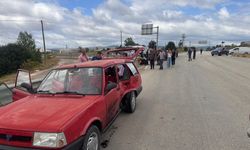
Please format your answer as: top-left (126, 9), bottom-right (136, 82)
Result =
top-left (240, 41), bottom-right (250, 47)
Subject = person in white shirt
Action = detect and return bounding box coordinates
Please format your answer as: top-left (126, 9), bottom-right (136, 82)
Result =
top-left (167, 49), bottom-right (172, 68)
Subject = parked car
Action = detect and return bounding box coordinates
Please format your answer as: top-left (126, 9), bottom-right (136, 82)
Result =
top-left (211, 47), bottom-right (229, 56)
top-left (229, 47), bottom-right (250, 55)
top-left (0, 59), bottom-right (142, 150)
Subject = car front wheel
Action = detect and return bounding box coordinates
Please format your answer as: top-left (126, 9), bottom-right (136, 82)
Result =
top-left (81, 126), bottom-right (100, 150)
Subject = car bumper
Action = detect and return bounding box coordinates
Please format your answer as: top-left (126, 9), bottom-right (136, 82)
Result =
top-left (247, 128), bottom-right (250, 138)
top-left (0, 136), bottom-right (84, 150)
top-left (136, 86), bottom-right (143, 96)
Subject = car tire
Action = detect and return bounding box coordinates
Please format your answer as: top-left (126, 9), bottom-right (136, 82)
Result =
top-left (81, 125), bottom-right (101, 150)
top-left (123, 91), bottom-right (136, 113)
top-left (211, 54), bottom-right (214, 56)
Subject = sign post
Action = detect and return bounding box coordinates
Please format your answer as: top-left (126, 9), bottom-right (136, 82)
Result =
top-left (141, 24), bottom-right (159, 49)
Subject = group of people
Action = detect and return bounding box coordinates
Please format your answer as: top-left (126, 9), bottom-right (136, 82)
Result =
top-left (187, 47), bottom-right (204, 61)
top-left (78, 49), bottom-right (102, 63)
top-left (148, 48), bottom-right (177, 70)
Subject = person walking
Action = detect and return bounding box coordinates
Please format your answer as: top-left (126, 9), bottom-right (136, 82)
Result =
top-left (149, 48), bottom-right (156, 69)
top-left (200, 48), bottom-right (203, 55)
top-left (158, 49), bottom-right (165, 70)
top-left (188, 48), bottom-right (192, 61)
top-left (171, 50), bottom-right (176, 65)
top-left (78, 49), bottom-right (89, 63)
top-left (193, 47), bottom-right (196, 60)
top-left (167, 49), bottom-right (172, 68)
top-left (92, 51), bottom-right (102, 61)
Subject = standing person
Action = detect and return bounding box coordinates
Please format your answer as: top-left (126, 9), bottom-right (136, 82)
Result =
top-left (149, 48), bottom-right (156, 69)
top-left (78, 49), bottom-right (89, 63)
top-left (171, 50), bottom-right (176, 65)
top-left (92, 51), bottom-right (102, 61)
top-left (200, 48), bottom-right (203, 55)
top-left (158, 49), bottom-right (165, 70)
top-left (167, 49), bottom-right (172, 68)
top-left (193, 47), bottom-right (196, 60)
top-left (188, 48), bottom-right (192, 61)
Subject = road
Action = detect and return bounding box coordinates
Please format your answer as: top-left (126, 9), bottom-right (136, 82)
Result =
top-left (103, 52), bottom-right (250, 150)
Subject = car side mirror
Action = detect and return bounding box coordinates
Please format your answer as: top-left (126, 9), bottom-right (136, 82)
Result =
top-left (20, 83), bottom-right (34, 93)
top-left (105, 82), bottom-right (117, 93)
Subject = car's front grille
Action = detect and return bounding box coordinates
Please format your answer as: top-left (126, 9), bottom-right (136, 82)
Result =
top-left (0, 133), bottom-right (32, 143)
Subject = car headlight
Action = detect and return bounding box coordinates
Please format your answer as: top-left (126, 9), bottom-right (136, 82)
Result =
top-left (33, 132), bottom-right (67, 148)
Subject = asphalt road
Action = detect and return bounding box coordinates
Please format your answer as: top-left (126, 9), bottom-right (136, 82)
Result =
top-left (103, 52), bottom-right (250, 150)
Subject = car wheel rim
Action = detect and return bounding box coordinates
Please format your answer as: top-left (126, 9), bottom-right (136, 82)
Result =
top-left (87, 132), bottom-right (99, 150)
top-left (131, 92), bottom-right (136, 111)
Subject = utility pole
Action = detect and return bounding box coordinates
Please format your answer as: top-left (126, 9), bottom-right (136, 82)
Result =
top-left (156, 26), bottom-right (159, 49)
top-left (41, 20), bottom-right (46, 64)
top-left (181, 33), bottom-right (186, 50)
top-left (120, 30), bottom-right (123, 47)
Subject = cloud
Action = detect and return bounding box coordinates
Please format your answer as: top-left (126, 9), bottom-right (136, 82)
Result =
top-left (0, 0), bottom-right (249, 48)
top-left (218, 7), bottom-right (230, 19)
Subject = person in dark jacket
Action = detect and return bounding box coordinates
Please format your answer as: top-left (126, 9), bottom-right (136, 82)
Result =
top-left (148, 48), bottom-right (156, 69)
top-left (171, 50), bottom-right (176, 65)
top-left (188, 48), bottom-right (192, 61)
top-left (193, 47), bottom-right (196, 60)
top-left (92, 51), bottom-right (102, 61)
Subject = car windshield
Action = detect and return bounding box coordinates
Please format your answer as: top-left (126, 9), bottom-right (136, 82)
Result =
top-left (37, 67), bottom-right (102, 95)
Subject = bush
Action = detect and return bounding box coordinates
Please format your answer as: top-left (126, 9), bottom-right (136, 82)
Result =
top-left (20, 59), bottom-right (40, 70)
top-left (0, 44), bottom-right (29, 76)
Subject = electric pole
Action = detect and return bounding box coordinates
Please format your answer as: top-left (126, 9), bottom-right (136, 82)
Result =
top-left (41, 20), bottom-right (46, 64)
top-left (156, 26), bottom-right (159, 49)
top-left (120, 30), bottom-right (123, 47)
top-left (181, 33), bottom-right (186, 50)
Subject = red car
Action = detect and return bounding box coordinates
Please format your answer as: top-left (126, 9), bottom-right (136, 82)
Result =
top-left (0, 59), bottom-right (142, 150)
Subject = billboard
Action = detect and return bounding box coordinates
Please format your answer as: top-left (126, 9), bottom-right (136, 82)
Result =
top-left (198, 40), bottom-right (208, 44)
top-left (141, 24), bottom-right (153, 35)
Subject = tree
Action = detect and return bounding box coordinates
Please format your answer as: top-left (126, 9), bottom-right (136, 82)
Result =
top-left (165, 41), bottom-right (176, 50)
top-left (148, 40), bottom-right (156, 49)
top-left (17, 31), bottom-right (36, 51)
top-left (124, 37), bottom-right (136, 46)
top-left (0, 44), bottom-right (29, 76)
top-left (17, 31), bottom-right (41, 62)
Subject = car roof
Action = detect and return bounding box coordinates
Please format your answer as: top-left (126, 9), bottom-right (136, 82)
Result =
top-left (58, 59), bottom-right (132, 69)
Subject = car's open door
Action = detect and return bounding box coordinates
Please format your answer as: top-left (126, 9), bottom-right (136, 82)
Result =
top-left (104, 46), bottom-right (145, 61)
top-left (0, 82), bottom-right (13, 106)
top-left (12, 69), bottom-right (32, 101)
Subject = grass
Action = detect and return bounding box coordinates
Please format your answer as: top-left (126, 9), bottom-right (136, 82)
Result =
top-left (0, 57), bottom-right (59, 84)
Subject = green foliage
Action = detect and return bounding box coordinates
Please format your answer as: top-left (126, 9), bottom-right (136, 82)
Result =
top-left (0, 44), bottom-right (29, 76)
top-left (165, 41), bottom-right (176, 50)
top-left (17, 31), bottom-right (36, 51)
top-left (148, 40), bottom-right (156, 49)
top-left (20, 59), bottom-right (40, 70)
top-left (0, 32), bottom-right (42, 76)
top-left (184, 47), bottom-right (188, 52)
top-left (17, 31), bottom-right (41, 62)
top-left (124, 37), bottom-right (137, 46)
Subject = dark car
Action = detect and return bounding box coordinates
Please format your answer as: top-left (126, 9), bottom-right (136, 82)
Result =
top-left (211, 47), bottom-right (229, 56)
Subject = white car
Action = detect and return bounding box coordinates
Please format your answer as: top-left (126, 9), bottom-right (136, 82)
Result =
top-left (229, 47), bottom-right (250, 55)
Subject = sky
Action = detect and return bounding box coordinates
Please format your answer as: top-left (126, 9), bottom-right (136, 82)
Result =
top-left (0, 0), bottom-right (250, 48)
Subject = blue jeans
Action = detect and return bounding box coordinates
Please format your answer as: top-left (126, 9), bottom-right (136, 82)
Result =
top-left (167, 57), bottom-right (172, 68)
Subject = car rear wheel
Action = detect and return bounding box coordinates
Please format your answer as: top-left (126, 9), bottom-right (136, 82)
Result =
top-left (81, 126), bottom-right (100, 150)
top-left (123, 91), bottom-right (136, 113)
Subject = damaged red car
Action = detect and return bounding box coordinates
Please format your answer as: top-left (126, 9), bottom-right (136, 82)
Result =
top-left (0, 59), bottom-right (142, 150)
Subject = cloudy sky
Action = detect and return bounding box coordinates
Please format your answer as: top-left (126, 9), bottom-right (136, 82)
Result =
top-left (0, 0), bottom-right (250, 48)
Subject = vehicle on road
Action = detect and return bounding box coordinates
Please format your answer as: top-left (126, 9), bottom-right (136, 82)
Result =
top-left (211, 47), bottom-right (229, 56)
top-left (0, 59), bottom-right (142, 150)
top-left (229, 47), bottom-right (250, 55)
